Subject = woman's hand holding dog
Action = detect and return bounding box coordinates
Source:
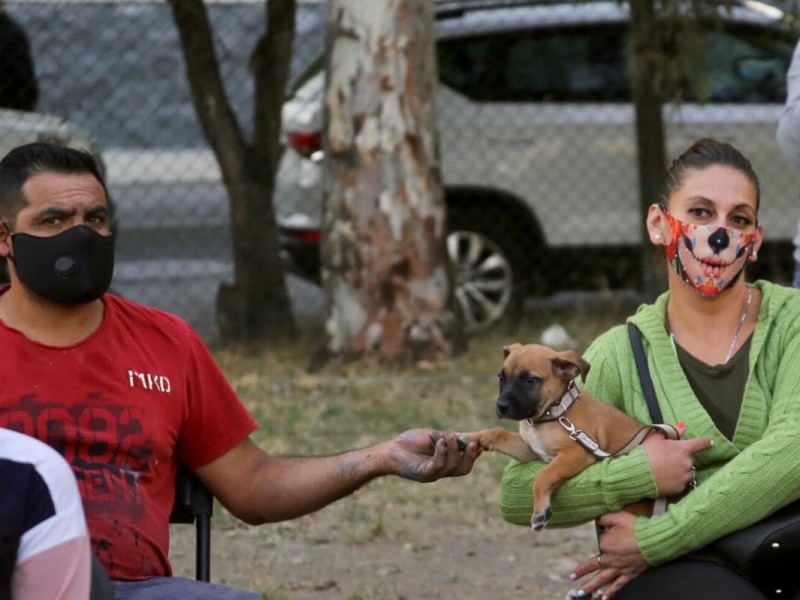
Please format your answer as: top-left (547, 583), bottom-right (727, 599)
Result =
top-left (568, 435), bottom-right (713, 598)
top-left (570, 511), bottom-right (648, 599)
top-left (386, 429), bottom-right (482, 482)
top-left (641, 435), bottom-right (712, 496)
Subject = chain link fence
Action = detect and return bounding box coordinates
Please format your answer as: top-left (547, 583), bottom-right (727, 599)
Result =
top-left (1, 0), bottom-right (798, 342)
top-left (0, 0), bottom-right (327, 341)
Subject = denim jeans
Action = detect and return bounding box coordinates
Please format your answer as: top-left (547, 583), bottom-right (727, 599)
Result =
top-left (794, 261), bottom-right (800, 289)
top-left (113, 577), bottom-right (261, 600)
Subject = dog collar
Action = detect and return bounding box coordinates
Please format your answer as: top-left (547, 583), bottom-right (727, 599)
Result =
top-left (526, 381), bottom-right (616, 457)
top-left (533, 380), bottom-right (581, 423)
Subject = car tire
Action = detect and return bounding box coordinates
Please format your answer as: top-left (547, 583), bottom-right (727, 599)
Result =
top-left (446, 209), bottom-right (532, 333)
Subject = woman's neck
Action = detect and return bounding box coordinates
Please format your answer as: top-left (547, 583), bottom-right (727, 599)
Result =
top-left (665, 278), bottom-right (758, 365)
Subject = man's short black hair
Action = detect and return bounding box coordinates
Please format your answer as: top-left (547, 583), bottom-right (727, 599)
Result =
top-left (0, 142), bottom-right (108, 227)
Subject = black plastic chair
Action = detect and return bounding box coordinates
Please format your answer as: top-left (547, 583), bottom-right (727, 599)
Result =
top-left (90, 554), bottom-right (114, 600)
top-left (169, 466), bottom-right (213, 582)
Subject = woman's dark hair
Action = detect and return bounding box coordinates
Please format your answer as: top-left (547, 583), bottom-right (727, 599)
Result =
top-left (659, 137), bottom-right (760, 212)
top-left (0, 142), bottom-right (108, 228)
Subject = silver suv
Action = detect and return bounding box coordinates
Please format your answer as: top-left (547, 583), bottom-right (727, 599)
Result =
top-left (275, 0), bottom-right (799, 332)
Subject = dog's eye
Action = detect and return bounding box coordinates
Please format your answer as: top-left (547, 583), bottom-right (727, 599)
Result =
top-left (497, 371), bottom-right (506, 390)
top-left (524, 374), bottom-right (541, 385)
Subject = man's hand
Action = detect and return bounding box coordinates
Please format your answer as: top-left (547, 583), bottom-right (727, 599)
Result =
top-left (641, 435), bottom-right (712, 496)
top-left (387, 429), bottom-right (482, 482)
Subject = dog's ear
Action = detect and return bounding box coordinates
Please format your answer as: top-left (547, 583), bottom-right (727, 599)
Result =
top-left (552, 351), bottom-right (591, 382)
top-left (503, 343), bottom-right (522, 358)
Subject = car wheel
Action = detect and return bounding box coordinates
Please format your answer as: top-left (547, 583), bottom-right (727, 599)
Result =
top-left (447, 229), bottom-right (515, 333)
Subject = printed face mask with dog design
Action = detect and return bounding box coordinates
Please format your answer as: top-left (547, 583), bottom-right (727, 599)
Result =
top-left (660, 208), bottom-right (757, 297)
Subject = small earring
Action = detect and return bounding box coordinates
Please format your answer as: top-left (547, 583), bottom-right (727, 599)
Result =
top-left (751, 251), bottom-right (758, 261)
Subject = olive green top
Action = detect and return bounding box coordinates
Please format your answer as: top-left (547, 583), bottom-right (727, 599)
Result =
top-left (675, 335), bottom-right (751, 440)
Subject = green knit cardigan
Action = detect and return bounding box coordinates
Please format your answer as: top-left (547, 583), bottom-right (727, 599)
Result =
top-left (498, 280), bottom-right (800, 565)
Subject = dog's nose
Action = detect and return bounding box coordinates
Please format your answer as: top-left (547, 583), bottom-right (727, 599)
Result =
top-left (496, 398), bottom-right (510, 418)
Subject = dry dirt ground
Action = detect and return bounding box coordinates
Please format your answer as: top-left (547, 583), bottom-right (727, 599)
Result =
top-left (168, 467), bottom-right (599, 600)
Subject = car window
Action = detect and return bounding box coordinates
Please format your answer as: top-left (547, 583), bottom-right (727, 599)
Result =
top-left (287, 55), bottom-right (325, 98)
top-left (437, 21), bottom-right (791, 105)
top-left (438, 25), bottom-right (628, 102)
top-left (437, 35), bottom-right (498, 100)
top-left (502, 26), bottom-right (628, 102)
top-left (682, 24), bottom-right (792, 103)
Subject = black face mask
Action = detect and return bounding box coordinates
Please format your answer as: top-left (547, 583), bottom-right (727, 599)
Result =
top-left (9, 225), bottom-right (114, 304)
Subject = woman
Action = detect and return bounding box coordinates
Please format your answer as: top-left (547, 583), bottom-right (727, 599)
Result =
top-left (498, 138), bottom-right (800, 599)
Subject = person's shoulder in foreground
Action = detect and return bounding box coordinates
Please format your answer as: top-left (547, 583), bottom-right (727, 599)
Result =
top-left (777, 38), bottom-right (800, 165)
top-left (0, 427), bottom-right (91, 600)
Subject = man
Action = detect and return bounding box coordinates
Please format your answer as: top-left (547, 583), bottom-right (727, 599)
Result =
top-left (0, 142), bottom-right (482, 599)
top-left (0, 1), bottom-right (38, 111)
top-left (0, 427), bottom-right (92, 600)
top-left (777, 38), bottom-right (800, 289)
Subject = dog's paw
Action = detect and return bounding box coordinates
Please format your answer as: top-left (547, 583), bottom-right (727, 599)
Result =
top-left (531, 506), bottom-right (552, 531)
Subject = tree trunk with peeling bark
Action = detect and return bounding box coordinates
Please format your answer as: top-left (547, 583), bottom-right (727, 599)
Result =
top-left (169, 0), bottom-right (296, 344)
top-left (320, 0), bottom-right (461, 365)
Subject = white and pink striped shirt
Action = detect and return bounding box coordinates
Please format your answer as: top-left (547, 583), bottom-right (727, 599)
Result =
top-left (1, 428), bottom-right (91, 599)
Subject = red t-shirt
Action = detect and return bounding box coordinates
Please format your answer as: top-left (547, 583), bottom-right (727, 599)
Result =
top-left (0, 291), bottom-right (258, 580)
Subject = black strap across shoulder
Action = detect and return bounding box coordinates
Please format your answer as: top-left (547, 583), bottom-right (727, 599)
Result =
top-left (627, 322), bottom-right (662, 423)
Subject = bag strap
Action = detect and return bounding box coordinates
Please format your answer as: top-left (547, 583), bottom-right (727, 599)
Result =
top-left (627, 322), bottom-right (677, 516)
top-left (627, 322), bottom-right (663, 423)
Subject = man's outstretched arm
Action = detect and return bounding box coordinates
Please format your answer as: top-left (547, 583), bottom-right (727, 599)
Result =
top-left (196, 430), bottom-right (482, 524)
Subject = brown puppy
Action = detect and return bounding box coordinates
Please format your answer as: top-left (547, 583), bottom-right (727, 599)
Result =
top-left (459, 343), bottom-right (678, 530)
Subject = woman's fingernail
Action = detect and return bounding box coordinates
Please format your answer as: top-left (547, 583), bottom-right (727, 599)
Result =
top-left (575, 590), bottom-right (586, 598)
top-left (569, 572), bottom-right (577, 581)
